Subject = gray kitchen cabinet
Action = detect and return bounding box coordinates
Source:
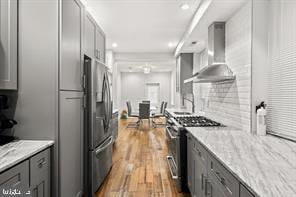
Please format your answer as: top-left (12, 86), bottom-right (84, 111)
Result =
top-left (207, 153), bottom-right (239, 197)
top-left (84, 13), bottom-right (96, 58)
top-left (0, 0), bottom-right (18, 90)
top-left (193, 147), bottom-right (207, 197)
top-left (95, 27), bottom-right (106, 63)
top-left (60, 0), bottom-right (84, 91)
top-left (59, 91), bottom-right (84, 197)
top-left (30, 149), bottom-right (51, 197)
top-left (0, 161), bottom-right (29, 191)
top-left (187, 134), bottom-right (194, 194)
top-left (240, 184), bottom-right (255, 197)
top-left (176, 53), bottom-right (193, 94)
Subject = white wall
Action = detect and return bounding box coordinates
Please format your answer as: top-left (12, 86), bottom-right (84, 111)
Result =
top-left (120, 72), bottom-right (172, 111)
top-left (193, 1), bottom-right (252, 132)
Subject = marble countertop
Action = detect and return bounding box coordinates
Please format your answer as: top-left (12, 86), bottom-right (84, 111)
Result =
top-left (0, 140), bottom-right (54, 173)
top-left (186, 126), bottom-right (296, 197)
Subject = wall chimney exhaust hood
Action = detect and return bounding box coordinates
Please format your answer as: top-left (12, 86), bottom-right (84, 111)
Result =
top-left (184, 22), bottom-right (236, 84)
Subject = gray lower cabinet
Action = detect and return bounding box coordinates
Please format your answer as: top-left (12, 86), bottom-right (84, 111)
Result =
top-left (84, 13), bottom-right (96, 58)
top-left (61, 0), bottom-right (84, 91)
top-left (187, 132), bottom-right (254, 197)
top-left (30, 149), bottom-right (51, 197)
top-left (240, 184), bottom-right (255, 197)
top-left (0, 161), bottom-right (29, 191)
top-left (59, 91), bottom-right (84, 197)
top-left (187, 134), bottom-right (194, 194)
top-left (0, 0), bottom-right (18, 90)
top-left (0, 149), bottom-right (51, 197)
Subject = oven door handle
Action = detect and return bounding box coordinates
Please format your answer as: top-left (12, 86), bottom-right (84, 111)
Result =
top-left (166, 156), bottom-right (178, 179)
top-left (166, 126), bottom-right (177, 139)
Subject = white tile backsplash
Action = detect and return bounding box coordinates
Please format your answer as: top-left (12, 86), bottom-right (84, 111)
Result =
top-left (193, 1), bottom-right (252, 132)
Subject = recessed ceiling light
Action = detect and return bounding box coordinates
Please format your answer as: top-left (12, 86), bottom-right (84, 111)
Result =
top-left (143, 67), bottom-right (151, 74)
top-left (112, 43), bottom-right (118, 48)
top-left (181, 3), bottom-right (190, 10)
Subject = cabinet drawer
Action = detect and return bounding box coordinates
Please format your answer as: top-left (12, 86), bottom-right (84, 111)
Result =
top-left (208, 154), bottom-right (239, 197)
top-left (240, 184), bottom-right (255, 197)
top-left (0, 160), bottom-right (29, 190)
top-left (30, 149), bottom-right (50, 187)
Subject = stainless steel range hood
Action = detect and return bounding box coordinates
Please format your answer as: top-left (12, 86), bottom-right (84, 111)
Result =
top-left (184, 22), bottom-right (236, 84)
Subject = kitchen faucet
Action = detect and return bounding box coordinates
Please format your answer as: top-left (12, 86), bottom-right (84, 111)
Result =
top-left (182, 93), bottom-right (195, 113)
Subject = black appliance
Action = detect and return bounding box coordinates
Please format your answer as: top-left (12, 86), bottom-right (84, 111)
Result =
top-left (165, 116), bottom-right (223, 192)
top-left (0, 95), bottom-right (17, 145)
top-left (174, 116), bottom-right (222, 127)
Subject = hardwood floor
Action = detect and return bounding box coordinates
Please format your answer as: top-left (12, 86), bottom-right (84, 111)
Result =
top-left (95, 118), bottom-right (189, 197)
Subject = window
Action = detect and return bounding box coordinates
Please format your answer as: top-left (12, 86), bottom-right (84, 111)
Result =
top-left (267, 0), bottom-right (296, 140)
top-left (145, 83), bottom-right (160, 105)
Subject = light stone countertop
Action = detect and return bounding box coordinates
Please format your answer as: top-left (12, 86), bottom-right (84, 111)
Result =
top-left (187, 127), bottom-right (296, 197)
top-left (165, 108), bottom-right (296, 197)
top-left (0, 140), bottom-right (54, 173)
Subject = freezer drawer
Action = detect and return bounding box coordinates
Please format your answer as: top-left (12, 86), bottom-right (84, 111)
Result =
top-left (90, 136), bottom-right (113, 194)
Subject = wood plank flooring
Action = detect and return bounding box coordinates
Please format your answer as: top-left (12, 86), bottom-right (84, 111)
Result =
top-left (95, 118), bottom-right (189, 197)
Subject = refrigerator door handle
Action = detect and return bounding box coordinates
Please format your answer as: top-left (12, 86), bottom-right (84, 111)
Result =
top-left (95, 136), bottom-right (113, 155)
top-left (102, 73), bottom-right (108, 129)
top-left (106, 73), bottom-right (112, 123)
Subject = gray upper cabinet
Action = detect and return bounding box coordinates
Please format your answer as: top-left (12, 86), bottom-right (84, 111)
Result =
top-left (0, 0), bottom-right (18, 90)
top-left (60, 0), bottom-right (83, 91)
top-left (176, 53), bottom-right (193, 94)
top-left (95, 27), bottom-right (105, 63)
top-left (84, 13), bottom-right (96, 58)
top-left (59, 91), bottom-right (84, 197)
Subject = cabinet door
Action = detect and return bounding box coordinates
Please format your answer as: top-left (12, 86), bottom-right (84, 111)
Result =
top-left (0, 0), bottom-right (18, 90)
top-left (59, 91), bottom-right (84, 197)
top-left (95, 28), bottom-right (105, 63)
top-left (0, 161), bottom-right (29, 191)
top-left (60, 0), bottom-right (83, 91)
top-left (30, 149), bottom-right (51, 197)
top-left (193, 151), bottom-right (207, 197)
top-left (84, 13), bottom-right (96, 58)
top-left (187, 135), bottom-right (193, 194)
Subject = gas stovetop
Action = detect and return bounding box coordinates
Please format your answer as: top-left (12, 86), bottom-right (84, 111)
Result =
top-left (174, 116), bottom-right (222, 127)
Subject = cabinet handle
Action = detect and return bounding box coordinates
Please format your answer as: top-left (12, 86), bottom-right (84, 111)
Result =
top-left (38, 158), bottom-right (47, 168)
top-left (214, 171), bottom-right (232, 194)
top-left (201, 174), bottom-right (204, 190)
top-left (205, 178), bottom-right (212, 197)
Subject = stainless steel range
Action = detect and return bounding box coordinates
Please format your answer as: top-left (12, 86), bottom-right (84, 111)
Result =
top-left (165, 115), bottom-right (223, 192)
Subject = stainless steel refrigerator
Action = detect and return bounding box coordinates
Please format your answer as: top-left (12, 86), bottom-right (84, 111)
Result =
top-left (83, 55), bottom-right (113, 196)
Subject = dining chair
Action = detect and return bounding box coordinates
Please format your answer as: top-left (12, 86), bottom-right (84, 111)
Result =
top-left (138, 103), bottom-right (151, 127)
top-left (126, 101), bottom-right (140, 128)
top-left (142, 100), bottom-right (150, 104)
top-left (152, 101), bottom-right (167, 127)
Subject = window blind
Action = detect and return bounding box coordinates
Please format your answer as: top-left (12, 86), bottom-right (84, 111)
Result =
top-left (267, 0), bottom-right (296, 140)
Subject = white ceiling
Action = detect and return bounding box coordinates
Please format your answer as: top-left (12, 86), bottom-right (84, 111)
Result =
top-left (182, 0), bottom-right (249, 53)
top-left (85, 0), bottom-right (201, 53)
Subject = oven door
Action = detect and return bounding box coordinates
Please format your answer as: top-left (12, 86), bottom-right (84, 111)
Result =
top-left (165, 126), bottom-right (180, 180)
